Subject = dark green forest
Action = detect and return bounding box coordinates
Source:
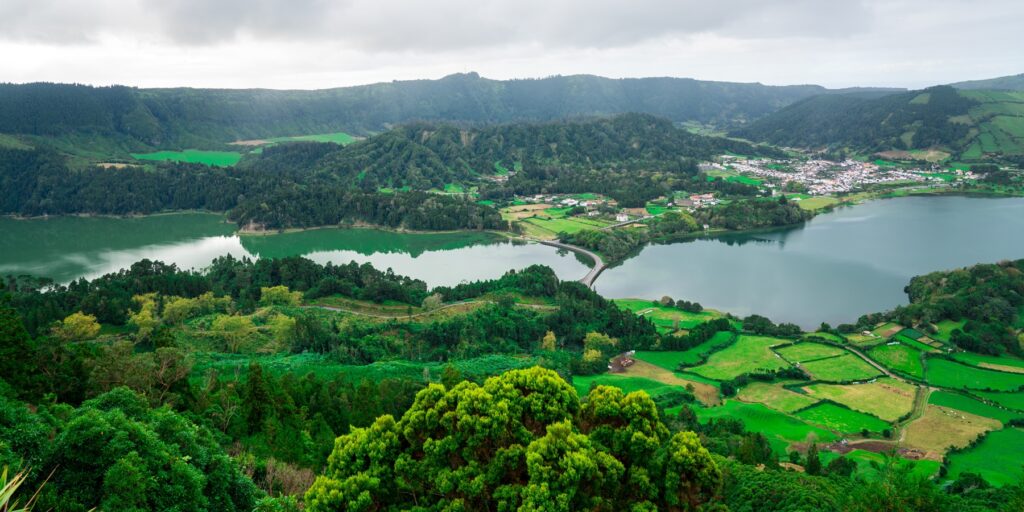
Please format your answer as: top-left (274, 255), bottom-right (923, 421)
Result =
top-left (0, 74), bottom-right (843, 152)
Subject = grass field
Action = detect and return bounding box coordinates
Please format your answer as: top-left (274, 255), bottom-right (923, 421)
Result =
top-left (952, 352), bottom-right (1024, 374)
top-left (976, 391), bottom-right (1024, 411)
top-left (926, 358), bottom-right (1024, 391)
top-left (794, 402), bottom-right (890, 433)
top-left (616, 299), bottom-right (733, 332)
top-left (868, 343), bottom-right (924, 378)
top-left (872, 322), bottom-right (904, 338)
top-left (929, 391), bottom-right (1021, 423)
top-left (795, 196), bottom-right (840, 211)
top-left (946, 428), bottom-right (1024, 487)
top-left (688, 335), bottom-right (791, 380)
top-left (266, 132), bottom-right (356, 145)
top-left (737, 381), bottom-right (819, 413)
top-left (774, 342), bottom-right (845, 363)
top-left (803, 332), bottom-right (845, 343)
top-left (635, 332), bottom-right (736, 370)
top-left (902, 405), bottom-right (1002, 457)
top-left (803, 379), bottom-right (917, 422)
top-left (132, 149), bottom-right (242, 166)
top-left (574, 360), bottom-right (720, 406)
top-left (617, 359), bottom-right (720, 405)
top-left (695, 401), bottom-right (837, 448)
top-left (895, 334), bottom-right (940, 353)
top-left (799, 353), bottom-right (882, 382)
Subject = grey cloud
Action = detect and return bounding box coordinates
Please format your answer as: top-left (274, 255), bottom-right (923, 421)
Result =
top-left (0, 0), bottom-right (876, 49)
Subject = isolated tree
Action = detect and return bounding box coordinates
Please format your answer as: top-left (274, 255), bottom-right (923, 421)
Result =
top-left (660, 296), bottom-right (675, 307)
top-left (805, 442), bottom-right (822, 476)
top-left (541, 330), bottom-right (558, 351)
top-left (260, 286), bottom-right (302, 307)
top-left (421, 293), bottom-right (444, 311)
top-left (53, 311), bottom-right (101, 342)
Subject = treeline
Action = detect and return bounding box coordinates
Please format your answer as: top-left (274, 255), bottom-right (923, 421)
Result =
top-left (258, 113), bottom-right (783, 201)
top-left (0, 145), bottom-right (506, 230)
top-left (4, 256), bottom-right (429, 336)
top-left (560, 199), bottom-right (810, 264)
top-left (0, 75), bottom-right (832, 150)
top-left (734, 86), bottom-right (976, 154)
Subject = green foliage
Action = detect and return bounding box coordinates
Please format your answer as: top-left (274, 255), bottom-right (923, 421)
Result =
top-left (306, 367), bottom-right (721, 511)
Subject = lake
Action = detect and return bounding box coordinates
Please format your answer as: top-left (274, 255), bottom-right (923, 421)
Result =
top-left (0, 214), bottom-right (591, 287)
top-left (595, 196), bottom-right (1024, 328)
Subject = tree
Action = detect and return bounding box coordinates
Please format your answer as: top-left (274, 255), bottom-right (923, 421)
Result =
top-left (661, 296), bottom-right (675, 307)
top-left (305, 367), bottom-right (721, 511)
top-left (805, 442), bottom-right (822, 476)
top-left (53, 311), bottom-right (101, 341)
top-left (440, 365), bottom-right (462, 389)
top-left (541, 330), bottom-right (557, 351)
top-left (128, 294), bottom-right (160, 341)
top-left (211, 315), bottom-right (257, 353)
top-left (0, 303), bottom-right (37, 394)
top-left (421, 293), bottom-right (443, 311)
top-left (259, 286), bottom-right (302, 307)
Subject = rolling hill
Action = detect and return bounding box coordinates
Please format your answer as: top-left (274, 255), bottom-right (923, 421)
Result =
top-left (732, 86), bottom-right (1024, 163)
top-left (0, 74), bottom-right (887, 156)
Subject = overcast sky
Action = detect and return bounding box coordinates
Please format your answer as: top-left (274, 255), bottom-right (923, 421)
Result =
top-left (1, 0), bottom-right (1021, 90)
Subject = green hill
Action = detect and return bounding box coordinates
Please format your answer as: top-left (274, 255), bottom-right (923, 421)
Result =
top-left (733, 86), bottom-right (1024, 162)
top-left (0, 74), bottom-right (871, 157)
top-left (950, 73), bottom-right (1024, 91)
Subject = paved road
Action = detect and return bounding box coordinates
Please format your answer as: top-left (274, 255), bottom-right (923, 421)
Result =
top-left (536, 239), bottom-right (606, 288)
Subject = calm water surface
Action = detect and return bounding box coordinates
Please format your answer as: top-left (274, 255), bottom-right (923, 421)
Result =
top-left (595, 196), bottom-right (1024, 328)
top-left (0, 214), bottom-right (590, 288)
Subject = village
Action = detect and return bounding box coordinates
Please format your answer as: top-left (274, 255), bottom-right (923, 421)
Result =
top-left (713, 155), bottom-right (979, 195)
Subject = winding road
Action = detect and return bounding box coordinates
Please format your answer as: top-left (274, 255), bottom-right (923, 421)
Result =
top-left (536, 239), bottom-right (606, 288)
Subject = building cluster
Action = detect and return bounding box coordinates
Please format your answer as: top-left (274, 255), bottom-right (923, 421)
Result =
top-left (722, 156), bottom-right (976, 195)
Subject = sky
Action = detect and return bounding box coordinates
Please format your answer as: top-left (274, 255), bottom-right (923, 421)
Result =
top-left (1, 0), bottom-right (1021, 90)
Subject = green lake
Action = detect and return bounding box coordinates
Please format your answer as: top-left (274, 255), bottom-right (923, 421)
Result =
top-left (595, 196), bottom-right (1024, 328)
top-left (3, 196), bottom-right (1023, 327)
top-left (0, 213), bottom-right (591, 287)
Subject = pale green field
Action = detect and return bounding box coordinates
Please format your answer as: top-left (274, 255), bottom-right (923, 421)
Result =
top-left (688, 335), bottom-right (791, 380)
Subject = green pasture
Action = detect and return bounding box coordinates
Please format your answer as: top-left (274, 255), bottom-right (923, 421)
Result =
top-left (794, 402), bottom-right (890, 434)
top-left (132, 149), bottom-right (242, 166)
top-left (932, 319), bottom-right (966, 342)
top-left (802, 332), bottom-right (845, 343)
top-left (695, 401), bottom-right (836, 448)
top-left (571, 374), bottom-right (683, 403)
top-left (795, 196), bottom-right (839, 211)
top-left (799, 354), bottom-right (882, 382)
top-left (636, 332), bottom-right (736, 369)
top-left (774, 342), bottom-right (845, 363)
top-left (736, 381), bottom-right (819, 413)
top-left (929, 391), bottom-right (1020, 423)
top-left (688, 335), bottom-right (791, 380)
top-left (266, 132), bottom-right (356, 145)
top-left (804, 379), bottom-right (916, 422)
top-left (868, 343), bottom-right (924, 378)
top-left (946, 428), bottom-right (1024, 487)
top-left (952, 352), bottom-right (1024, 372)
top-left (976, 391), bottom-right (1024, 411)
top-left (926, 358), bottom-right (1024, 391)
top-left (614, 299), bottom-right (732, 332)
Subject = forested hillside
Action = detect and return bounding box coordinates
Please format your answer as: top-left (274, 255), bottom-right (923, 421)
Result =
top-left (734, 85), bottom-right (1024, 163)
top-left (0, 114), bottom-right (781, 223)
top-left (0, 74), bottom-right (858, 152)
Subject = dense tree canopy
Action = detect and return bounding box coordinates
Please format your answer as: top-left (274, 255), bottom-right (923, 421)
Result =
top-left (305, 367), bottom-right (721, 511)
